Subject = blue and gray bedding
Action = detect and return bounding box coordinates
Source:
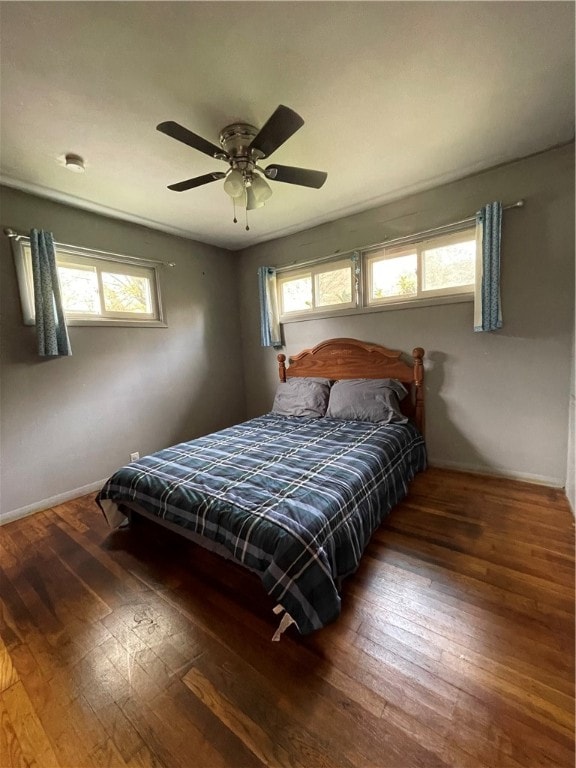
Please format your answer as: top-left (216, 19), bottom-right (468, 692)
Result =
top-left (97, 414), bottom-right (426, 634)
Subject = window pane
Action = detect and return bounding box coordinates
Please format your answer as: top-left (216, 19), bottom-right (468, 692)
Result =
top-left (316, 267), bottom-right (352, 307)
top-left (371, 253), bottom-right (417, 299)
top-left (102, 271), bottom-right (153, 314)
top-left (281, 276), bottom-right (313, 313)
top-left (58, 264), bottom-right (100, 314)
top-left (422, 239), bottom-right (475, 291)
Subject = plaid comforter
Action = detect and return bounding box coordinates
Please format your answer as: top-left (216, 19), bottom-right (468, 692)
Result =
top-left (97, 414), bottom-right (426, 634)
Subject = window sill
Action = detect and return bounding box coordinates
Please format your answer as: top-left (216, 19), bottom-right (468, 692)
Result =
top-left (22, 318), bottom-right (168, 328)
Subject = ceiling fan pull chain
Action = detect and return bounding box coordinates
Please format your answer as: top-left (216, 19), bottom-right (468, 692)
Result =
top-left (245, 208), bottom-right (250, 231)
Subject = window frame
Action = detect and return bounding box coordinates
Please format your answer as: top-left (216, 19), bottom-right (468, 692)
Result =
top-left (365, 226), bottom-right (476, 307)
top-left (276, 224), bottom-right (477, 323)
top-left (364, 242), bottom-right (419, 307)
top-left (11, 236), bottom-right (167, 327)
top-left (277, 257), bottom-right (357, 320)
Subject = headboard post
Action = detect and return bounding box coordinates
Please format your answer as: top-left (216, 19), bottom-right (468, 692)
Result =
top-left (277, 353), bottom-right (287, 382)
top-left (412, 347), bottom-right (425, 435)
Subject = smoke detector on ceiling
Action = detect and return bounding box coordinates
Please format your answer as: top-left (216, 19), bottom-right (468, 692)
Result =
top-left (58, 153), bottom-right (85, 173)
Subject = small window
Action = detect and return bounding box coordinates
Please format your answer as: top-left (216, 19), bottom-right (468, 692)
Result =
top-left (368, 245), bottom-right (417, 302)
top-left (12, 238), bottom-right (165, 327)
top-left (420, 233), bottom-right (476, 293)
top-left (366, 227), bottom-right (476, 306)
top-left (281, 273), bottom-right (313, 314)
top-left (278, 258), bottom-right (356, 318)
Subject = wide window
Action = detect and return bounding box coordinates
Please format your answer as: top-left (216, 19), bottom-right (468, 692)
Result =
top-left (275, 225), bottom-right (477, 322)
top-left (12, 238), bottom-right (165, 326)
top-left (277, 258), bottom-right (356, 318)
top-left (366, 227), bottom-right (476, 306)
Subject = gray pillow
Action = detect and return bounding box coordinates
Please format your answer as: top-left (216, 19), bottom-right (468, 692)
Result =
top-left (325, 378), bottom-right (408, 424)
top-left (272, 377), bottom-right (332, 418)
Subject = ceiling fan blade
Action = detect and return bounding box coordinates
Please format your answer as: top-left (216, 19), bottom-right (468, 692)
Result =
top-left (249, 105), bottom-right (304, 158)
top-left (167, 172), bottom-right (226, 192)
top-left (265, 164), bottom-right (327, 189)
top-left (157, 121), bottom-right (224, 159)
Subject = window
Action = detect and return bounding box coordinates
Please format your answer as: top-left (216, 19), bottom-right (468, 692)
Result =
top-left (277, 257), bottom-right (356, 318)
top-left (12, 237), bottom-right (166, 326)
top-left (366, 228), bottom-right (476, 306)
top-left (368, 244), bottom-right (418, 301)
top-left (275, 225), bottom-right (477, 322)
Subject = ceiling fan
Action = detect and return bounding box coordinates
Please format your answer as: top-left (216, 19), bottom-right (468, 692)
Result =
top-left (156, 105), bottom-right (327, 228)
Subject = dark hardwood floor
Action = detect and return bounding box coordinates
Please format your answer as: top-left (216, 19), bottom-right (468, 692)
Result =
top-left (0, 468), bottom-right (574, 767)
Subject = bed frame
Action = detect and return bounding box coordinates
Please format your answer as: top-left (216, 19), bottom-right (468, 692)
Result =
top-left (107, 337), bottom-right (425, 637)
top-left (277, 338), bottom-right (425, 434)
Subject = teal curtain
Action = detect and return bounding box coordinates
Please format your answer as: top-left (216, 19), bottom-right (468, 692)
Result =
top-left (474, 202), bottom-right (503, 332)
top-left (30, 229), bottom-right (72, 356)
top-left (258, 266), bottom-right (282, 348)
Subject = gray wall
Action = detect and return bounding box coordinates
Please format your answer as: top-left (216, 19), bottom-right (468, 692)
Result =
top-left (238, 144), bottom-right (575, 487)
top-left (0, 187), bottom-right (246, 519)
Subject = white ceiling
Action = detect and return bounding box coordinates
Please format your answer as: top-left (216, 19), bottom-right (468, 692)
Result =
top-left (1, 2), bottom-right (574, 251)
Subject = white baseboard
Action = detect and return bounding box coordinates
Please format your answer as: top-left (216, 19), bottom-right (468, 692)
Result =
top-left (428, 459), bottom-right (564, 488)
top-left (0, 479), bottom-right (108, 526)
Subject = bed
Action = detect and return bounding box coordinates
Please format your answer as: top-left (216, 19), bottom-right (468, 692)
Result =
top-left (97, 338), bottom-right (427, 637)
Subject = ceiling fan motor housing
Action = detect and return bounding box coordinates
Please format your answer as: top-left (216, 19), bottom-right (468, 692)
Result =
top-left (219, 123), bottom-right (263, 170)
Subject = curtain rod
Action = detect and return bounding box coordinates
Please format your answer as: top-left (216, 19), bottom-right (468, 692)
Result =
top-left (3, 228), bottom-right (175, 268)
top-left (275, 200), bottom-right (525, 274)
top-left (374, 199), bottom-right (525, 248)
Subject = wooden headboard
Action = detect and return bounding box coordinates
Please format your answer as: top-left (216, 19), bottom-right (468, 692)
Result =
top-left (277, 338), bottom-right (425, 434)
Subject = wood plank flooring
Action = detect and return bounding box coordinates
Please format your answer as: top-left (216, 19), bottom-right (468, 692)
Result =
top-left (0, 467), bottom-right (574, 767)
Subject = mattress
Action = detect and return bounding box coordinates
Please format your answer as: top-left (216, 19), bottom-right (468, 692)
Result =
top-left (97, 413), bottom-right (426, 634)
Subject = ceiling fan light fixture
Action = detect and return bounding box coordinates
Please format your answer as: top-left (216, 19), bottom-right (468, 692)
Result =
top-left (250, 173), bottom-right (273, 204)
top-left (223, 168), bottom-right (245, 198)
top-left (246, 186), bottom-right (265, 210)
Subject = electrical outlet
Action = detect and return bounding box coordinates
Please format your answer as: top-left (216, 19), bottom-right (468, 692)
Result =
top-left (130, 452), bottom-right (140, 462)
